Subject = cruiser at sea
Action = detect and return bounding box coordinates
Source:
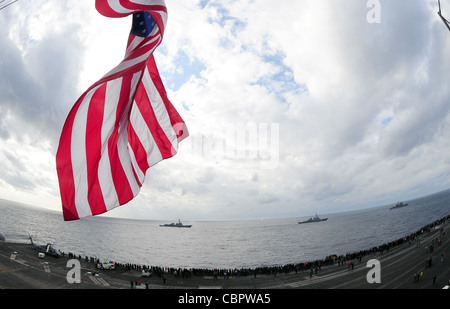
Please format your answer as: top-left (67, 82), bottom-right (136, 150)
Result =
top-left (159, 219), bottom-right (192, 228)
top-left (390, 201), bottom-right (408, 210)
top-left (298, 214), bottom-right (328, 224)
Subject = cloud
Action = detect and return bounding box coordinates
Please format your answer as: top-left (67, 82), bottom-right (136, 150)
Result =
top-left (0, 1), bottom-right (88, 208)
top-left (156, 0), bottom-right (450, 218)
top-left (0, 1), bottom-right (87, 144)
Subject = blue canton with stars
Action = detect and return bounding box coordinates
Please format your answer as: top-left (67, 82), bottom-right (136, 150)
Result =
top-left (131, 11), bottom-right (156, 37)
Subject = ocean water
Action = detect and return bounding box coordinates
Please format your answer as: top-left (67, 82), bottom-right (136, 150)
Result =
top-left (1, 189), bottom-right (450, 270)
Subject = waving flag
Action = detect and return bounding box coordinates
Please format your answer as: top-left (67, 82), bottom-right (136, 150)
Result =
top-left (56, 0), bottom-right (188, 221)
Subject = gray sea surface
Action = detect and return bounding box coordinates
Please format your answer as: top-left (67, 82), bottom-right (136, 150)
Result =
top-left (1, 189), bottom-right (449, 269)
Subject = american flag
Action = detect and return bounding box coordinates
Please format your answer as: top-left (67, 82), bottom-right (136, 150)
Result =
top-left (56, 0), bottom-right (188, 221)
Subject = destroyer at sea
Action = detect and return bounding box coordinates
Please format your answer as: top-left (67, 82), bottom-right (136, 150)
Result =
top-left (159, 219), bottom-right (192, 228)
top-left (298, 214), bottom-right (328, 224)
top-left (390, 201), bottom-right (408, 210)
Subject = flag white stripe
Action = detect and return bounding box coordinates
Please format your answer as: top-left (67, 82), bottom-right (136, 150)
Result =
top-left (130, 0), bottom-right (166, 6)
top-left (98, 79), bottom-right (122, 211)
top-left (107, 0), bottom-right (134, 14)
top-left (128, 139), bottom-right (146, 184)
top-left (142, 67), bottom-right (179, 151)
top-left (130, 99), bottom-right (163, 167)
top-left (103, 37), bottom-right (160, 79)
top-left (116, 73), bottom-right (142, 199)
top-left (125, 36), bottom-right (145, 57)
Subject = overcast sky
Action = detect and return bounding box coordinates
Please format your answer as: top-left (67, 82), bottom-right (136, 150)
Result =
top-left (1, 0), bottom-right (450, 221)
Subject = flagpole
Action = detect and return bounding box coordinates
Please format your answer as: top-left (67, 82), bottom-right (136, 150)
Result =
top-left (438, 0), bottom-right (450, 32)
top-left (0, 0), bottom-right (18, 11)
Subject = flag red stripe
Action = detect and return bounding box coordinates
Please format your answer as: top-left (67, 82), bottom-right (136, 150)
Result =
top-left (86, 84), bottom-right (108, 216)
top-left (147, 56), bottom-right (188, 142)
top-left (56, 92), bottom-right (88, 221)
top-left (128, 122), bottom-right (150, 175)
top-left (134, 70), bottom-right (175, 159)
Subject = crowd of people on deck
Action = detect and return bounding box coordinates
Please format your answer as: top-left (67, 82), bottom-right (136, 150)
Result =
top-left (62, 214), bottom-right (449, 279)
